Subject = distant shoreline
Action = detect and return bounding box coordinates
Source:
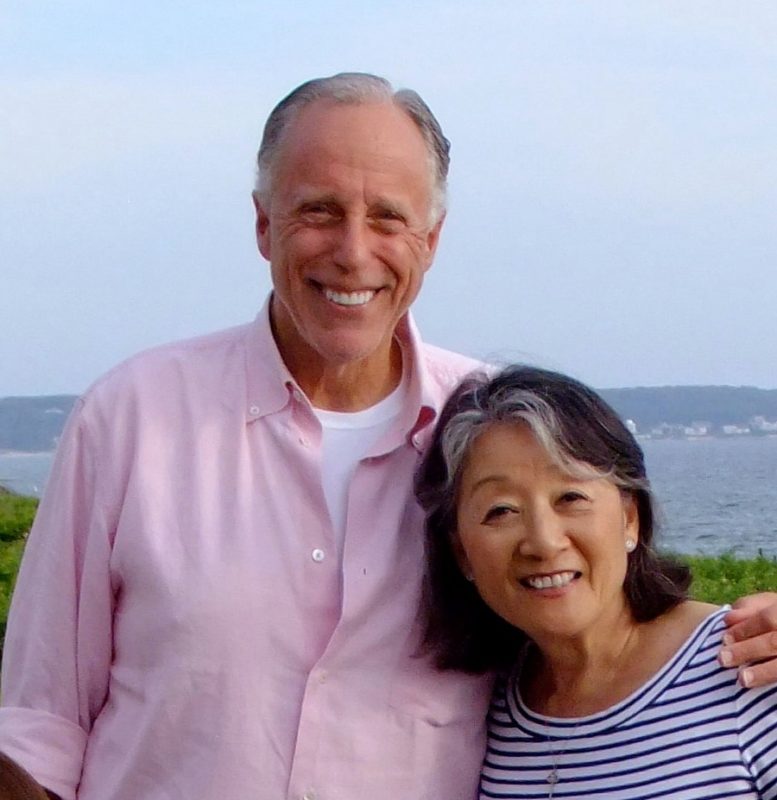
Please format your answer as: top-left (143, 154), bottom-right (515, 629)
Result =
top-left (638, 432), bottom-right (777, 442)
top-left (0, 450), bottom-right (54, 457)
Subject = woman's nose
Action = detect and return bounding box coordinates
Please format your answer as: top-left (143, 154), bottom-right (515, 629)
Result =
top-left (516, 509), bottom-right (568, 559)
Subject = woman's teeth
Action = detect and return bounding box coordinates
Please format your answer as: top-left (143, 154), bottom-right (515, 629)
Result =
top-left (524, 571), bottom-right (577, 589)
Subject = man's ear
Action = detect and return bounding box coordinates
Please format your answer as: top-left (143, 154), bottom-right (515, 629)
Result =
top-left (422, 212), bottom-right (446, 272)
top-left (252, 192), bottom-right (271, 260)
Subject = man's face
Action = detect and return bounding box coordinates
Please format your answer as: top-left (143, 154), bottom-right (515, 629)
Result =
top-left (254, 100), bottom-right (444, 379)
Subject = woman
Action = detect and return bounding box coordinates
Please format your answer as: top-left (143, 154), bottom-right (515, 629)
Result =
top-left (416, 366), bottom-right (777, 799)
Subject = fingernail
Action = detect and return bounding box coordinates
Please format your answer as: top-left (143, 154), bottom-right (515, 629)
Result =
top-left (740, 669), bottom-right (753, 688)
top-left (722, 633), bottom-right (734, 646)
top-left (719, 649), bottom-right (733, 667)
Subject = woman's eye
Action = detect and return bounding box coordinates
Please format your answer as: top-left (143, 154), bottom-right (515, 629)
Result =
top-left (560, 491), bottom-right (587, 504)
top-left (482, 505), bottom-right (515, 523)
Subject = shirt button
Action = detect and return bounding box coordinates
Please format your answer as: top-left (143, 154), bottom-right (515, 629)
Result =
top-left (249, 405), bottom-right (260, 416)
top-left (302, 791), bottom-right (316, 800)
top-left (311, 548), bottom-right (325, 562)
top-left (299, 436), bottom-right (309, 447)
top-left (317, 670), bottom-right (327, 684)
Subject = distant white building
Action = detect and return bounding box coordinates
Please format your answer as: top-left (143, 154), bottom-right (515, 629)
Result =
top-left (722, 424), bottom-right (751, 435)
top-left (750, 416), bottom-right (777, 433)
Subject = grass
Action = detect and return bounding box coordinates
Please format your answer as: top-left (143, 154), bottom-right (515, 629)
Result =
top-left (0, 492), bottom-right (39, 542)
top-left (0, 492), bottom-right (775, 648)
top-left (686, 551), bottom-right (777, 606)
top-left (0, 492), bottom-right (38, 645)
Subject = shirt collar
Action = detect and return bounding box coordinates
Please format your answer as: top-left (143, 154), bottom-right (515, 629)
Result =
top-left (243, 296), bottom-right (299, 422)
top-left (392, 314), bottom-right (443, 453)
top-left (243, 295), bottom-right (444, 447)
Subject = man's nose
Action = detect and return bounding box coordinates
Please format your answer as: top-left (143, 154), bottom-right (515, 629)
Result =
top-left (332, 217), bottom-right (370, 271)
top-left (516, 508), bottom-right (567, 559)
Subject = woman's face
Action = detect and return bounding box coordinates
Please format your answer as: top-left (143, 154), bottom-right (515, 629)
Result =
top-left (454, 422), bottom-right (639, 645)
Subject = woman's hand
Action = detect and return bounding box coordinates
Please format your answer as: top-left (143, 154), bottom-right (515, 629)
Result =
top-left (720, 592), bottom-right (777, 687)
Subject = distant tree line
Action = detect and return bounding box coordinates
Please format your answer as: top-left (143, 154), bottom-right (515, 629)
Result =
top-left (3, 387), bottom-right (777, 452)
top-left (0, 396), bottom-right (77, 452)
top-left (600, 386), bottom-right (777, 431)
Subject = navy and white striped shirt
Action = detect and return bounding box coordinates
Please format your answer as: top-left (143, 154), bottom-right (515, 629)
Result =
top-left (481, 608), bottom-right (777, 799)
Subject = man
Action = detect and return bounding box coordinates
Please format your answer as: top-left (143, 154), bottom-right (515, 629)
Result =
top-left (0, 73), bottom-right (775, 800)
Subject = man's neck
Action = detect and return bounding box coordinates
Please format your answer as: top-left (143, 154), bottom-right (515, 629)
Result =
top-left (292, 343), bottom-right (403, 411)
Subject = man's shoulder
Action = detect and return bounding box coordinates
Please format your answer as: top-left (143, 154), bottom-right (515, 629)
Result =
top-left (83, 323), bottom-right (252, 408)
top-left (419, 342), bottom-right (488, 392)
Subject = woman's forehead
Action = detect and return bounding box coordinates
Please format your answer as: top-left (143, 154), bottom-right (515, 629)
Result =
top-left (460, 421), bottom-right (609, 486)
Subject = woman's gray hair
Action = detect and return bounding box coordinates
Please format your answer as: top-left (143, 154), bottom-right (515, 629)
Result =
top-left (254, 72), bottom-right (450, 224)
top-left (439, 387), bottom-right (648, 502)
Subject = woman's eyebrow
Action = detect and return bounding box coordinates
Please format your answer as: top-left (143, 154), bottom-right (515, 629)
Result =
top-left (465, 474), bottom-right (511, 496)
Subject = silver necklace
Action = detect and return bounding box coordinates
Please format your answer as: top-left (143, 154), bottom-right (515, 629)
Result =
top-left (544, 723), bottom-right (579, 799)
top-left (547, 766), bottom-right (560, 797)
top-left (546, 735), bottom-right (563, 799)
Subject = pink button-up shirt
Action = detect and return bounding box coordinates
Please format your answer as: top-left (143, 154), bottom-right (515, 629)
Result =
top-left (0, 300), bottom-right (492, 800)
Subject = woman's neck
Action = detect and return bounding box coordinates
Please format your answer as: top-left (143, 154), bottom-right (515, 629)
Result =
top-left (521, 600), bottom-right (717, 717)
top-left (523, 610), bottom-right (642, 717)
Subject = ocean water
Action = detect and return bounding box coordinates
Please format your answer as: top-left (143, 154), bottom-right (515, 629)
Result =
top-left (643, 436), bottom-right (777, 557)
top-left (0, 452), bottom-right (54, 497)
top-left (2, 437), bottom-right (776, 557)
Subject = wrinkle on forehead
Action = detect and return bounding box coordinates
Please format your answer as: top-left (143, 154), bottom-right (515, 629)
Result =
top-left (270, 100), bottom-right (436, 222)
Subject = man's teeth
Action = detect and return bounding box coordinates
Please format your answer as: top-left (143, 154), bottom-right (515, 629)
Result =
top-left (525, 571), bottom-right (576, 590)
top-left (325, 289), bottom-right (375, 306)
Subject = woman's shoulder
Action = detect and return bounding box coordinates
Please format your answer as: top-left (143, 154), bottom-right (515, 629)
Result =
top-left (662, 599), bottom-right (721, 628)
top-left (642, 601), bottom-right (722, 660)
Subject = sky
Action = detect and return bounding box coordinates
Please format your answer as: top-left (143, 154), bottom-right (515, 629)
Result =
top-left (2, 1), bottom-right (777, 396)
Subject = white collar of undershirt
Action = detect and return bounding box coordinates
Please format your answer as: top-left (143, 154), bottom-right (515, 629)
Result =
top-left (314, 365), bottom-right (409, 429)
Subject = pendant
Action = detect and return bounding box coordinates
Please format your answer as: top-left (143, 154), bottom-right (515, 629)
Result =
top-left (547, 767), bottom-right (559, 798)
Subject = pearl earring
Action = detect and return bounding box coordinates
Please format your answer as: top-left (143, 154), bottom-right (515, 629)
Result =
top-left (625, 538), bottom-right (636, 553)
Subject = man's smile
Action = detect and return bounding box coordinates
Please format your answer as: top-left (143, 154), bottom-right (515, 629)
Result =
top-left (323, 287), bottom-right (377, 306)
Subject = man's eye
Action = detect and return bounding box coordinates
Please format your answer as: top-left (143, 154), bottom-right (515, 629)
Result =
top-left (372, 210), bottom-right (405, 231)
top-left (300, 204), bottom-right (337, 221)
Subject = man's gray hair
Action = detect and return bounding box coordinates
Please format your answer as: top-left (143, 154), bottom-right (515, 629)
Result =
top-left (254, 72), bottom-right (450, 224)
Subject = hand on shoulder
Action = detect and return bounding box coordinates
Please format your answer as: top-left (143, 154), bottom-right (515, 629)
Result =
top-left (719, 592), bottom-right (777, 688)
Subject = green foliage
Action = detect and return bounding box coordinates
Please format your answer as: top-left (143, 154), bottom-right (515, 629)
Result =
top-left (0, 493), bottom-right (39, 542)
top-left (0, 540), bottom-right (25, 644)
top-left (685, 551), bottom-right (777, 606)
top-left (0, 493), bottom-right (38, 646)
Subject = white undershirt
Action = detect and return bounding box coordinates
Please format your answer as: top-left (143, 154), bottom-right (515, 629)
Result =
top-left (314, 372), bottom-right (408, 558)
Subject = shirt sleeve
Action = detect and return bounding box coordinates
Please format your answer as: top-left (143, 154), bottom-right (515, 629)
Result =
top-left (0, 398), bottom-right (115, 800)
top-left (737, 681), bottom-right (777, 798)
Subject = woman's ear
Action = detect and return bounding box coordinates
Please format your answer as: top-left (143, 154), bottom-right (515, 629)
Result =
top-left (622, 493), bottom-right (639, 547)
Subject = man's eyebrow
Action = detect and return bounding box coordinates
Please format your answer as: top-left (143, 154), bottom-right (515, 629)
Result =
top-left (294, 192), bottom-right (340, 208)
top-left (369, 199), bottom-right (408, 218)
